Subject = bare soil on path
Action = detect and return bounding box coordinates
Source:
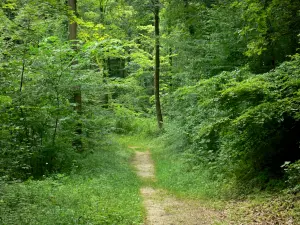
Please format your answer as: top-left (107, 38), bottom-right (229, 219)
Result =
top-left (132, 150), bottom-right (225, 225)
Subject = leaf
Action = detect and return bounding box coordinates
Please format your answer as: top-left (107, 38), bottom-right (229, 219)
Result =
top-left (0, 95), bottom-right (12, 105)
top-left (2, 3), bottom-right (17, 10)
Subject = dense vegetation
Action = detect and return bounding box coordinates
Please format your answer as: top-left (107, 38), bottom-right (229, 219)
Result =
top-left (1, 137), bottom-right (143, 224)
top-left (1, 0), bottom-right (300, 223)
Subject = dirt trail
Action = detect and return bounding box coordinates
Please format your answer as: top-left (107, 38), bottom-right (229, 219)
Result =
top-left (132, 150), bottom-right (225, 225)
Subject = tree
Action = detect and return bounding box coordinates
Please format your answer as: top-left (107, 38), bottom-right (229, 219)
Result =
top-left (153, 0), bottom-right (163, 128)
top-left (68, 0), bottom-right (83, 150)
top-left (233, 0), bottom-right (300, 73)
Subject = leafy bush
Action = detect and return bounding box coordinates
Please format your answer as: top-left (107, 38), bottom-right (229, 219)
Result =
top-left (283, 160), bottom-right (300, 193)
top-left (0, 33), bottom-right (112, 180)
top-left (162, 54), bottom-right (300, 193)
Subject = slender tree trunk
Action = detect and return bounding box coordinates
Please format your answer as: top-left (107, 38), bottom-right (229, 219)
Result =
top-left (19, 58), bottom-right (25, 93)
top-left (68, 0), bottom-right (82, 150)
top-left (154, 0), bottom-right (163, 129)
top-left (19, 52), bottom-right (29, 141)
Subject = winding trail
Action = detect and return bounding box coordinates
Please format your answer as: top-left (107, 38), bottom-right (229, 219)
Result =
top-left (132, 149), bottom-right (225, 225)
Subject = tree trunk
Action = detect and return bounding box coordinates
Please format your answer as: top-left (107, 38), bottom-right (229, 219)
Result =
top-left (154, 0), bottom-right (163, 129)
top-left (68, 0), bottom-right (77, 41)
top-left (68, 0), bottom-right (82, 150)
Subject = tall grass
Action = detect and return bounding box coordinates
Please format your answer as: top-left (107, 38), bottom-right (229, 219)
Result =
top-left (113, 123), bottom-right (227, 200)
top-left (151, 136), bottom-right (228, 200)
top-left (0, 138), bottom-right (143, 225)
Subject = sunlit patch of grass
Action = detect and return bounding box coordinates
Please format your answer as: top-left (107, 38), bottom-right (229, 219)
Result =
top-left (115, 134), bottom-right (155, 153)
top-left (0, 140), bottom-right (144, 225)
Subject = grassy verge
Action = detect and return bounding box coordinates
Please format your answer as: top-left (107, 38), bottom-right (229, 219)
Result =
top-left (149, 136), bottom-right (223, 199)
top-left (149, 135), bottom-right (300, 224)
top-left (113, 134), bottom-right (219, 198)
top-left (116, 135), bottom-right (154, 152)
top-left (0, 137), bottom-right (143, 225)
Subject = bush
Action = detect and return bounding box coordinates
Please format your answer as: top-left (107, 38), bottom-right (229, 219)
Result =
top-left (283, 160), bottom-right (300, 193)
top-left (162, 54), bottom-right (300, 193)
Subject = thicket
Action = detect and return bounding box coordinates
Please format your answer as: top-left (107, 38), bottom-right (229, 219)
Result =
top-left (162, 54), bottom-right (300, 192)
top-left (158, 0), bottom-right (300, 194)
top-left (0, 0), bottom-right (153, 181)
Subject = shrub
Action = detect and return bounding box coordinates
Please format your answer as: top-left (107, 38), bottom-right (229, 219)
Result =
top-left (162, 54), bottom-right (300, 193)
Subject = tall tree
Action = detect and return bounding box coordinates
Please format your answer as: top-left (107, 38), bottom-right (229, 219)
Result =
top-left (153, 0), bottom-right (163, 128)
top-left (68, 0), bottom-right (83, 150)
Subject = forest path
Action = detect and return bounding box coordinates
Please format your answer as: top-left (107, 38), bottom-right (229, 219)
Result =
top-left (131, 149), bottom-right (225, 225)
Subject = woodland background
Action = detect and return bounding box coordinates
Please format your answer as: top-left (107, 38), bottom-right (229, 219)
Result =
top-left (1, 0), bottom-right (300, 224)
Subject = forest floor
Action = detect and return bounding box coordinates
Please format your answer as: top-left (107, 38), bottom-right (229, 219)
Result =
top-left (131, 148), bottom-right (226, 225)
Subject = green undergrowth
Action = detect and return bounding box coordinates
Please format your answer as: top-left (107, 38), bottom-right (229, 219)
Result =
top-left (104, 134), bottom-right (300, 223)
top-left (116, 134), bottom-right (155, 152)
top-left (0, 137), bottom-right (143, 225)
top-left (149, 135), bottom-right (300, 223)
top-left (150, 136), bottom-right (226, 200)
top-left (117, 134), bottom-right (224, 199)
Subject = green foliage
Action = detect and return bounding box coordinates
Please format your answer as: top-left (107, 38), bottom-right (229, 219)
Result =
top-left (151, 131), bottom-right (227, 199)
top-left (162, 53), bottom-right (300, 194)
top-left (0, 8), bottom-right (112, 180)
top-left (112, 103), bottom-right (159, 137)
top-left (161, 0), bottom-right (248, 88)
top-left (0, 1), bottom-right (76, 180)
top-left (0, 140), bottom-right (143, 224)
top-left (283, 160), bottom-right (300, 193)
top-left (232, 0), bottom-right (300, 72)
top-left (0, 35), bottom-right (105, 179)
top-left (1, 0), bottom-right (300, 216)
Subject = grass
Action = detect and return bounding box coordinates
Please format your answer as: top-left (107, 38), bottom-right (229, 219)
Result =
top-left (0, 137), bottom-right (144, 225)
top-left (148, 135), bottom-right (300, 224)
top-left (7, 129), bottom-right (296, 225)
top-left (115, 134), bottom-right (226, 199)
top-left (148, 137), bottom-right (224, 200)
top-left (116, 135), bottom-right (154, 152)
top-left (115, 129), bottom-right (300, 224)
